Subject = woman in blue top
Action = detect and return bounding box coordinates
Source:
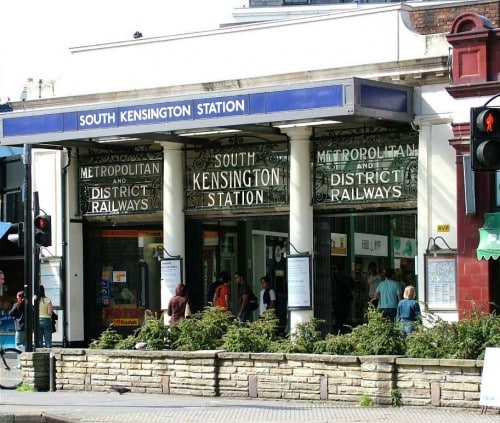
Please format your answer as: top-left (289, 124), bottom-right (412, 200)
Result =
top-left (396, 285), bottom-right (421, 336)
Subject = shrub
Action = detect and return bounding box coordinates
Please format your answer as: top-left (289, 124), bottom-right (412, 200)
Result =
top-left (222, 309), bottom-right (281, 352)
top-left (406, 307), bottom-right (500, 359)
top-left (313, 333), bottom-right (356, 355)
top-left (116, 317), bottom-right (172, 350)
top-left (89, 325), bottom-right (123, 349)
top-left (289, 318), bottom-right (325, 353)
top-left (347, 307), bottom-right (405, 355)
top-left (171, 307), bottom-right (232, 350)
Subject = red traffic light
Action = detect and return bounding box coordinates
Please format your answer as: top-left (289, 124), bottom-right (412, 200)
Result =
top-left (35, 216), bottom-right (49, 229)
top-left (34, 214), bottom-right (52, 247)
top-left (476, 108), bottom-right (500, 133)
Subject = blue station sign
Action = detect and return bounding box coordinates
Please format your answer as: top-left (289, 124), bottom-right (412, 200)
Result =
top-left (0, 78), bottom-right (413, 145)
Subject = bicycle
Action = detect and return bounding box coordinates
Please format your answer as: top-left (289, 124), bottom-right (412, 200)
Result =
top-left (0, 346), bottom-right (23, 389)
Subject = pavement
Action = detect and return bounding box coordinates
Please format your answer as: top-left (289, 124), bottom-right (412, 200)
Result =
top-left (0, 390), bottom-right (499, 423)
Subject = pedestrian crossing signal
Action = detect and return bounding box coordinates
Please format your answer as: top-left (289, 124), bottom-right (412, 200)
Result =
top-left (34, 214), bottom-right (51, 247)
top-left (471, 107), bottom-right (500, 171)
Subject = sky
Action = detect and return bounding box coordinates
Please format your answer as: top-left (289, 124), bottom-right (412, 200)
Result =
top-left (0, 0), bottom-right (245, 102)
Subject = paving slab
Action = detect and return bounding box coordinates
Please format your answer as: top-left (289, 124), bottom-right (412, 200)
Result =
top-left (0, 390), bottom-right (499, 423)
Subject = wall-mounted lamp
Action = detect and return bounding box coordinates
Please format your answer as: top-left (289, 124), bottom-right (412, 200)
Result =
top-left (426, 236), bottom-right (456, 256)
top-left (153, 245), bottom-right (180, 261)
top-left (280, 240), bottom-right (309, 258)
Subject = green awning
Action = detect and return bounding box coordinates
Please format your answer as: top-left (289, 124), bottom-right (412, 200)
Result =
top-left (477, 213), bottom-right (500, 260)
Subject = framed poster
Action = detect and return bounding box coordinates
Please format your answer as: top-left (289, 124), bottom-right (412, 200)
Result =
top-left (286, 254), bottom-right (312, 309)
top-left (40, 258), bottom-right (62, 309)
top-left (160, 258), bottom-right (183, 309)
top-left (424, 255), bottom-right (457, 310)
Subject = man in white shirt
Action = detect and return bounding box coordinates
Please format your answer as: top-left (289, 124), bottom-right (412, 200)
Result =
top-left (259, 276), bottom-right (276, 316)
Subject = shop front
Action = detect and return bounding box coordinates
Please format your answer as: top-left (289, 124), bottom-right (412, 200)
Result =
top-left (0, 75), bottom-right (417, 343)
top-left (79, 147), bottom-right (164, 341)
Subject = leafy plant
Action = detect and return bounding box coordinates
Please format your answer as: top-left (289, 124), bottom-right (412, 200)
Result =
top-left (115, 317), bottom-right (172, 350)
top-left (359, 395), bottom-right (373, 406)
top-left (89, 325), bottom-right (123, 349)
top-left (171, 307), bottom-right (232, 351)
top-left (16, 384), bottom-right (37, 392)
top-left (223, 310), bottom-right (280, 352)
top-left (313, 333), bottom-right (356, 355)
top-left (346, 307), bottom-right (405, 355)
top-left (289, 318), bottom-right (325, 353)
top-left (391, 388), bottom-right (402, 407)
top-left (406, 306), bottom-right (500, 359)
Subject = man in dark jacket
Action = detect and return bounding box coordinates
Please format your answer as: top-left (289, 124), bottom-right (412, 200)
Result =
top-left (9, 290), bottom-right (25, 349)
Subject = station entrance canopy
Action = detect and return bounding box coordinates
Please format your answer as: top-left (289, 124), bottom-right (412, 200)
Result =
top-left (0, 78), bottom-right (413, 147)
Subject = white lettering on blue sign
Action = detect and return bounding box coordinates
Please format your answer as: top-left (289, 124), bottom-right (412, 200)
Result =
top-left (119, 105), bottom-right (191, 122)
top-left (79, 112), bottom-right (117, 127)
top-left (195, 99), bottom-right (245, 117)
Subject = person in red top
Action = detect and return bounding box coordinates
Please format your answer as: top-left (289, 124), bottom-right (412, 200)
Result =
top-left (167, 283), bottom-right (189, 323)
top-left (213, 271), bottom-right (231, 312)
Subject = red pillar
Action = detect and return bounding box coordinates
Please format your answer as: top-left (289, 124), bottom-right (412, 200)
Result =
top-left (450, 125), bottom-right (493, 318)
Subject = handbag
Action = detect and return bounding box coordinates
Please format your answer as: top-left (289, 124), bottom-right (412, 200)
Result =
top-left (248, 291), bottom-right (258, 311)
top-left (51, 311), bottom-right (58, 333)
top-left (184, 302), bottom-right (192, 318)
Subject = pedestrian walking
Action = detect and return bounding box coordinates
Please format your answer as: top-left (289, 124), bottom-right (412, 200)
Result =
top-left (258, 275), bottom-right (276, 317)
top-left (235, 272), bottom-right (257, 322)
top-left (38, 285), bottom-right (53, 347)
top-left (396, 285), bottom-right (421, 336)
top-left (167, 283), bottom-right (190, 323)
top-left (375, 268), bottom-right (402, 322)
top-left (9, 290), bottom-right (26, 350)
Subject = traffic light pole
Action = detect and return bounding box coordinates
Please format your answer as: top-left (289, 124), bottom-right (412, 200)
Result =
top-left (33, 192), bottom-right (40, 348)
top-left (22, 145), bottom-right (33, 352)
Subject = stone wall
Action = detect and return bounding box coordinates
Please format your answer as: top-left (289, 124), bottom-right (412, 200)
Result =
top-left (22, 349), bottom-right (484, 408)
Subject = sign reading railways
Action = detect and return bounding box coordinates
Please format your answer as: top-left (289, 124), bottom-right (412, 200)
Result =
top-left (313, 129), bottom-right (418, 206)
top-left (185, 139), bottom-right (289, 212)
top-left (79, 149), bottom-right (163, 216)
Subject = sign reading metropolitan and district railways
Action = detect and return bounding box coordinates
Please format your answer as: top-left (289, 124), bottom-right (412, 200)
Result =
top-left (185, 140), bottom-right (289, 211)
top-left (79, 150), bottom-right (162, 216)
top-left (313, 131), bottom-right (418, 206)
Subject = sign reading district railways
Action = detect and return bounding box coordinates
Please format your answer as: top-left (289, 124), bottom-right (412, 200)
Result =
top-left (79, 151), bottom-right (162, 216)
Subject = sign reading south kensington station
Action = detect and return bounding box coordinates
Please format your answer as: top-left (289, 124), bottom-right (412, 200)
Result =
top-left (79, 148), bottom-right (162, 216)
top-left (185, 139), bottom-right (289, 212)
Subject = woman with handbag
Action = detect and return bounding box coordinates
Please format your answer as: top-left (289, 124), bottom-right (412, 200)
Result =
top-left (167, 283), bottom-right (190, 323)
top-left (38, 284), bottom-right (53, 347)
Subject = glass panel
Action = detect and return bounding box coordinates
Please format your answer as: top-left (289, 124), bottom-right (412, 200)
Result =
top-left (86, 228), bottom-right (162, 339)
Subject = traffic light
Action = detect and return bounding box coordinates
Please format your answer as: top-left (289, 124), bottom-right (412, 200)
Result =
top-left (34, 214), bottom-right (52, 247)
top-left (471, 107), bottom-right (500, 171)
top-left (7, 223), bottom-right (24, 247)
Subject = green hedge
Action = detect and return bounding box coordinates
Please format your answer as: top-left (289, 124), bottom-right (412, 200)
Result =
top-left (89, 305), bottom-right (500, 360)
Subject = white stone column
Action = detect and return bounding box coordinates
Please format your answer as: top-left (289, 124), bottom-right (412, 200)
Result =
top-left (284, 127), bottom-right (314, 333)
top-left (159, 142), bottom-right (186, 319)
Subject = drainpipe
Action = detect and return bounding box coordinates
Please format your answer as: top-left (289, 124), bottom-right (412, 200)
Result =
top-left (61, 148), bottom-right (71, 347)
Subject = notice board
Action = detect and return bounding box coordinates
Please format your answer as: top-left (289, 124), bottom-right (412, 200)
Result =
top-left (160, 258), bottom-right (183, 309)
top-left (286, 254), bottom-right (312, 309)
top-left (479, 347), bottom-right (500, 407)
top-left (424, 255), bottom-right (456, 310)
